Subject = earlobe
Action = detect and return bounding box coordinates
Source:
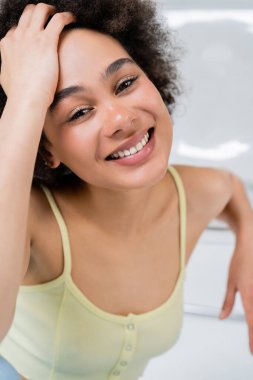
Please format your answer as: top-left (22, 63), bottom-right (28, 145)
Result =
top-left (42, 139), bottom-right (61, 169)
top-left (44, 150), bottom-right (61, 169)
top-left (49, 158), bottom-right (61, 169)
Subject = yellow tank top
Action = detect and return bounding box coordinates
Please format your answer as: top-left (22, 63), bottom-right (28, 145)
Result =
top-left (0, 166), bottom-right (187, 380)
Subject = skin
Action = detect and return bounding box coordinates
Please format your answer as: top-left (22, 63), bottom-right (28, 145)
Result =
top-left (1, 5), bottom-right (253, 380)
top-left (27, 28), bottom-right (184, 312)
top-left (30, 28), bottom-right (253, 352)
top-left (44, 29), bottom-right (174, 227)
top-left (43, 28), bottom-right (173, 230)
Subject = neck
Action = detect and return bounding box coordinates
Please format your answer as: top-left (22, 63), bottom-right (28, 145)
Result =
top-left (76, 173), bottom-right (172, 236)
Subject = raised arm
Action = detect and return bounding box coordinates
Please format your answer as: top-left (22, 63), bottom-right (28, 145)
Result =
top-left (0, 3), bottom-right (75, 341)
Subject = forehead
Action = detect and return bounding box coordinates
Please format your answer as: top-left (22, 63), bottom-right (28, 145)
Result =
top-left (57, 28), bottom-right (131, 87)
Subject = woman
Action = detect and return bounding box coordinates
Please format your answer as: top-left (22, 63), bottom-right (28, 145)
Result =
top-left (0, 1), bottom-right (253, 379)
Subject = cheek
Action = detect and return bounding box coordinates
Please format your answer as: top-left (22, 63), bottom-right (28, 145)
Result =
top-left (44, 110), bottom-right (97, 156)
top-left (137, 80), bottom-right (168, 119)
top-left (44, 125), bottom-right (97, 167)
top-left (61, 127), bottom-right (96, 158)
top-left (145, 82), bottom-right (173, 127)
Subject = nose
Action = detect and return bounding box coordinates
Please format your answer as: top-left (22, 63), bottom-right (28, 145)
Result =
top-left (101, 100), bottom-right (136, 138)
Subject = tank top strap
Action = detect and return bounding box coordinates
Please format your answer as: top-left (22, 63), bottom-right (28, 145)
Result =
top-left (40, 185), bottom-right (72, 276)
top-left (167, 166), bottom-right (187, 270)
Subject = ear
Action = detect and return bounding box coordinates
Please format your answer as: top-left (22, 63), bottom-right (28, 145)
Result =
top-left (43, 140), bottom-right (61, 169)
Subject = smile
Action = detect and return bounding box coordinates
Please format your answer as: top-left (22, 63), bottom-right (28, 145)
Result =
top-left (107, 128), bottom-right (154, 160)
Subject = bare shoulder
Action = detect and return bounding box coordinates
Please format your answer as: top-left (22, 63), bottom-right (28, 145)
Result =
top-left (170, 165), bottom-right (233, 260)
top-left (28, 183), bottom-right (63, 249)
top-left (24, 183), bottom-right (64, 284)
top-left (21, 184), bottom-right (49, 281)
top-left (172, 164), bottom-right (232, 220)
top-left (28, 184), bottom-right (50, 241)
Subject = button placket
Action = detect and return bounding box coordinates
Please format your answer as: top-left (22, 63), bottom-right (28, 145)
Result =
top-left (108, 316), bottom-right (137, 380)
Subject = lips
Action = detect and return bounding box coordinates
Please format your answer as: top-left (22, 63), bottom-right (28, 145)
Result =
top-left (106, 128), bottom-right (154, 161)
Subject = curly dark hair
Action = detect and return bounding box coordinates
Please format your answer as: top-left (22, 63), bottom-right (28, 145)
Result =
top-left (0, 0), bottom-right (181, 188)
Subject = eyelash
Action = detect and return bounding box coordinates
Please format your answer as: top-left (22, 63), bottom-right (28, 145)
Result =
top-left (68, 107), bottom-right (93, 122)
top-left (68, 75), bottom-right (139, 123)
top-left (115, 75), bottom-right (139, 95)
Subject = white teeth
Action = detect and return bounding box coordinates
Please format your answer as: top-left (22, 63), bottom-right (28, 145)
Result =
top-left (130, 147), bottom-right (137, 155)
top-left (110, 131), bottom-right (150, 159)
top-left (136, 142), bottom-right (143, 151)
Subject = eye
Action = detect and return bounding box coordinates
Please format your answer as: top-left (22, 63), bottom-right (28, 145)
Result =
top-left (115, 75), bottom-right (139, 95)
top-left (68, 106), bottom-right (94, 122)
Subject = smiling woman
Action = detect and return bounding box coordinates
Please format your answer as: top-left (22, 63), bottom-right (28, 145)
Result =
top-left (0, 1), bottom-right (253, 380)
top-left (0, 0), bottom-right (180, 188)
top-left (42, 27), bottom-right (172, 190)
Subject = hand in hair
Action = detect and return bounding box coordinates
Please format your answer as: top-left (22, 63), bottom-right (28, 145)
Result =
top-left (0, 3), bottom-right (75, 106)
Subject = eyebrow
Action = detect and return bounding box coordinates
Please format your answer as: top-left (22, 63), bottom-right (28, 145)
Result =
top-left (103, 57), bottom-right (135, 80)
top-left (49, 57), bottom-right (136, 112)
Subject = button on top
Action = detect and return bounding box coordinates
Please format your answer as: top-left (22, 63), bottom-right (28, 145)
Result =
top-left (125, 344), bottom-right (133, 351)
top-left (127, 323), bottom-right (135, 330)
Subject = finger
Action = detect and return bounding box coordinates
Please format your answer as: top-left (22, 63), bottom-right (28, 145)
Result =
top-left (44, 12), bottom-right (76, 42)
top-left (248, 323), bottom-right (253, 355)
top-left (17, 4), bottom-right (36, 29)
top-left (241, 292), bottom-right (253, 324)
top-left (3, 26), bottom-right (17, 39)
top-left (245, 309), bottom-right (253, 355)
top-left (219, 283), bottom-right (236, 319)
top-left (239, 290), bottom-right (253, 354)
top-left (28, 3), bottom-right (56, 31)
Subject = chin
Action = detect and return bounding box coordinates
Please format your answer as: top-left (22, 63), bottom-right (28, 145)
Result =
top-left (111, 155), bottom-right (170, 191)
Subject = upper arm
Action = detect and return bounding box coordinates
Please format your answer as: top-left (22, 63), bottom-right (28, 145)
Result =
top-left (0, 186), bottom-right (40, 341)
top-left (22, 222), bottom-right (31, 279)
top-left (21, 185), bottom-right (40, 280)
